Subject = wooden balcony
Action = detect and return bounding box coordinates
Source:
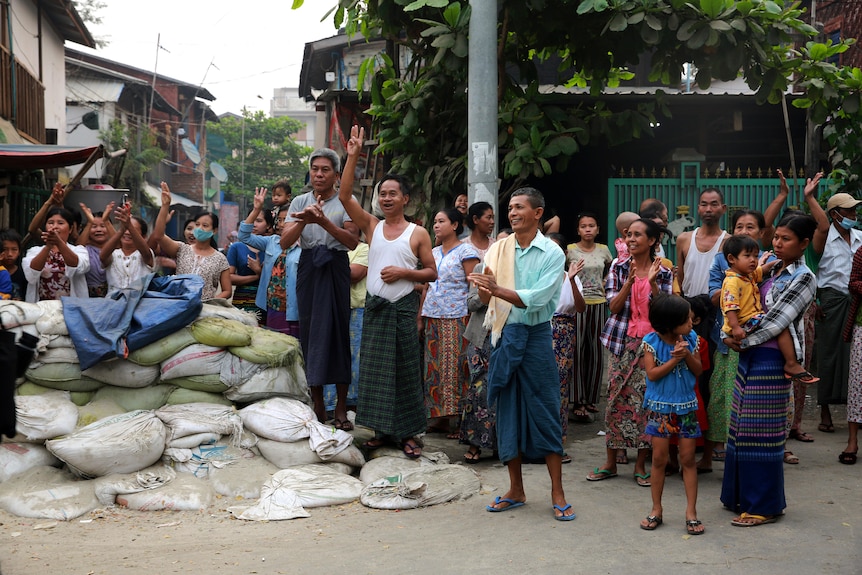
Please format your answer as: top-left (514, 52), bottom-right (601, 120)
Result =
top-left (0, 45), bottom-right (45, 144)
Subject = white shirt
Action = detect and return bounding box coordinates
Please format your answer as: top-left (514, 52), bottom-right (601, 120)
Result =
top-left (555, 275), bottom-right (583, 315)
top-left (817, 224), bottom-right (862, 290)
top-left (105, 248), bottom-right (155, 292)
top-left (22, 243), bottom-right (91, 302)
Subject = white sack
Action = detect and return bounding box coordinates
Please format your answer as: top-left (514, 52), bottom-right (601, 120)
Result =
top-left (198, 300), bottom-right (260, 327)
top-left (92, 464), bottom-right (177, 506)
top-left (82, 358), bottom-right (160, 388)
top-left (406, 465), bottom-right (481, 506)
top-left (228, 484), bottom-right (309, 521)
top-left (167, 432), bottom-right (221, 449)
top-left (263, 465), bottom-right (363, 508)
top-left (46, 410), bottom-right (167, 478)
top-left (15, 391), bottom-right (79, 440)
top-left (162, 442), bottom-right (237, 478)
top-left (155, 403), bottom-right (242, 444)
top-left (35, 300), bottom-right (66, 335)
top-left (256, 438), bottom-right (365, 469)
top-left (223, 365), bottom-right (309, 404)
top-left (0, 443), bottom-right (61, 482)
top-left (218, 353), bottom-right (265, 389)
top-left (160, 344), bottom-right (226, 380)
top-left (208, 447), bottom-right (278, 499)
top-left (359, 455), bottom-right (427, 484)
top-left (45, 334), bottom-right (74, 349)
top-left (0, 300), bottom-right (42, 328)
top-left (360, 476), bottom-right (425, 510)
top-left (34, 346), bottom-right (79, 364)
top-left (0, 466), bottom-right (99, 520)
top-left (117, 473), bottom-right (214, 511)
top-left (239, 398), bottom-right (352, 457)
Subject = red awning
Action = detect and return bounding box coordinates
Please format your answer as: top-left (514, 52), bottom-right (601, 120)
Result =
top-left (0, 144), bottom-right (103, 170)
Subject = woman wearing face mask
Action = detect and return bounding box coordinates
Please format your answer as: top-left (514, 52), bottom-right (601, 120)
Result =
top-left (151, 182), bottom-right (231, 300)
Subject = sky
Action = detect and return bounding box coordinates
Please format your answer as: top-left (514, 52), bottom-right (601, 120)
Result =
top-left (73, 1), bottom-right (340, 116)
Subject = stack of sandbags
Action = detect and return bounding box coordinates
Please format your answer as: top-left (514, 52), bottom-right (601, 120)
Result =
top-left (239, 397), bottom-right (365, 471)
top-left (156, 403), bottom-right (245, 477)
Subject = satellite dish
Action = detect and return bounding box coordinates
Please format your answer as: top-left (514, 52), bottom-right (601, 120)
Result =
top-left (210, 161), bottom-right (228, 183)
top-left (181, 138), bottom-right (201, 164)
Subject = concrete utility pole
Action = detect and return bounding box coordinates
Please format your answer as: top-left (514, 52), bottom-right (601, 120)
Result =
top-left (467, 0), bottom-right (499, 218)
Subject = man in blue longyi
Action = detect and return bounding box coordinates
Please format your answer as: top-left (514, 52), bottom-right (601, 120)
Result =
top-left (468, 187), bottom-right (576, 521)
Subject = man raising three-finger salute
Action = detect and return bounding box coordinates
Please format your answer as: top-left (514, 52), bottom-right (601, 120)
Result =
top-left (281, 148), bottom-right (358, 428)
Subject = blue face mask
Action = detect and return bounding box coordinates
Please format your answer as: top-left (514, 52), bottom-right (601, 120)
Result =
top-left (839, 216), bottom-right (857, 230)
top-left (193, 227), bottom-right (214, 241)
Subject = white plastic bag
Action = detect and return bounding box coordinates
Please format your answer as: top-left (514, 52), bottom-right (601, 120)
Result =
top-left (257, 438), bottom-right (365, 469)
top-left (265, 465), bottom-right (363, 508)
top-left (239, 398), bottom-right (352, 458)
top-left (46, 410), bottom-right (167, 478)
top-left (228, 484), bottom-right (309, 521)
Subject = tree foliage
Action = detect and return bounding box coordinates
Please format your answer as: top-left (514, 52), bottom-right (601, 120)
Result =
top-left (205, 110), bottom-right (312, 207)
top-left (100, 120), bottom-right (164, 195)
top-left (302, 0), bottom-right (862, 203)
top-left (72, 0), bottom-right (109, 48)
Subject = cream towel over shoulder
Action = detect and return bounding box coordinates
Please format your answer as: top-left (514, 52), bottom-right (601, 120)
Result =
top-left (482, 234), bottom-right (517, 346)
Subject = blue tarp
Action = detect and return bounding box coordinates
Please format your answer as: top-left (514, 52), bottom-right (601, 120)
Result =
top-left (63, 274), bottom-right (204, 370)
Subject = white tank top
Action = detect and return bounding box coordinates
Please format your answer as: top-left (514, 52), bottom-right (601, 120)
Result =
top-left (368, 222), bottom-right (418, 302)
top-left (682, 227), bottom-right (726, 296)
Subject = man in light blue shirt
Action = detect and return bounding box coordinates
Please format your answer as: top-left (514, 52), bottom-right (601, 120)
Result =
top-left (469, 187), bottom-right (575, 521)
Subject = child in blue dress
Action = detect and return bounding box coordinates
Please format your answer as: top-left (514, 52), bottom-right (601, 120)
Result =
top-left (639, 294), bottom-right (704, 535)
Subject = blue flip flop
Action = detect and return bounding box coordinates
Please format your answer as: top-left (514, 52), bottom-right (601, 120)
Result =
top-left (486, 496), bottom-right (525, 512)
top-left (554, 503), bottom-right (576, 521)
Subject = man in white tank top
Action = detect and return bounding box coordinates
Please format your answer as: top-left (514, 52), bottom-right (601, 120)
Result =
top-left (338, 126), bottom-right (437, 458)
top-left (676, 188), bottom-right (728, 297)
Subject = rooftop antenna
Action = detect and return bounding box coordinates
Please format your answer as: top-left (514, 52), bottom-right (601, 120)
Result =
top-left (147, 34), bottom-right (170, 127)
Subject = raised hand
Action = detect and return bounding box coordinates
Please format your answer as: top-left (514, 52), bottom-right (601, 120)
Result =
top-left (79, 202), bottom-right (95, 223)
top-left (646, 258), bottom-right (661, 283)
top-left (160, 181), bottom-right (172, 207)
top-left (346, 125), bottom-right (365, 158)
top-left (803, 172), bottom-right (824, 199)
top-left (569, 258), bottom-right (585, 279)
top-left (50, 182), bottom-right (65, 205)
top-left (253, 187), bottom-right (268, 210)
top-left (776, 168), bottom-right (789, 196)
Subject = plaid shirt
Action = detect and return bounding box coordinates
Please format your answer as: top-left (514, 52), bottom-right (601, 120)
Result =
top-left (600, 257), bottom-right (673, 356)
top-left (741, 258), bottom-right (816, 360)
top-left (843, 247), bottom-right (862, 343)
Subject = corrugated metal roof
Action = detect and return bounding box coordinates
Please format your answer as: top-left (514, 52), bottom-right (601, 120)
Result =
top-left (66, 78), bottom-right (124, 103)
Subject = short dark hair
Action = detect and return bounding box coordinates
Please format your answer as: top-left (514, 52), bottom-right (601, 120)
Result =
top-left (379, 173), bottom-right (412, 197)
top-left (629, 218), bottom-right (664, 260)
top-left (685, 294), bottom-right (711, 324)
top-left (700, 187), bottom-right (725, 203)
top-left (132, 216), bottom-right (149, 237)
top-left (467, 201), bottom-right (493, 230)
top-left (45, 207), bottom-right (77, 228)
top-left (0, 228), bottom-right (22, 248)
top-left (730, 209), bottom-right (766, 230)
top-left (649, 293), bottom-right (692, 335)
top-left (547, 232), bottom-right (567, 250)
top-left (722, 235), bottom-right (759, 260)
top-left (577, 212), bottom-right (599, 226)
top-left (511, 187), bottom-right (545, 209)
top-left (272, 180), bottom-right (291, 196)
top-left (641, 199), bottom-right (666, 214)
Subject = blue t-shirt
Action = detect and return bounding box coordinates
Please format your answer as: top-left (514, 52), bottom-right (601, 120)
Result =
top-left (642, 329), bottom-right (699, 415)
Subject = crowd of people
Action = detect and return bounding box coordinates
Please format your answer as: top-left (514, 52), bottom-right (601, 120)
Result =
top-left (5, 128), bottom-right (860, 531)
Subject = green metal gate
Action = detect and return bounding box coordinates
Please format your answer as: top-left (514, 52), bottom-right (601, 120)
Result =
top-left (608, 162), bottom-right (831, 261)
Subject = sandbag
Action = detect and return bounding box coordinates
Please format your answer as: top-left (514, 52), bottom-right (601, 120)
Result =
top-left (92, 384), bottom-right (176, 411)
top-left (190, 317), bottom-right (252, 348)
top-left (34, 346), bottom-right (79, 364)
top-left (239, 398), bottom-right (352, 458)
top-left (0, 466), bottom-right (99, 519)
top-left (162, 374), bottom-right (228, 393)
top-left (117, 473), bottom-right (214, 511)
top-left (45, 335), bottom-right (74, 349)
top-left (228, 482), bottom-right (309, 521)
top-left (166, 387), bottom-right (232, 406)
top-left (167, 432), bottom-right (221, 449)
top-left (15, 391), bottom-right (79, 441)
top-left (217, 353), bottom-right (266, 389)
top-left (360, 476), bottom-right (424, 510)
top-left (126, 327), bottom-right (196, 366)
top-left (46, 410), bottom-right (167, 478)
top-left (35, 300), bottom-right (67, 335)
top-left (76, 398), bottom-right (126, 428)
top-left (207, 447), bottom-right (277, 499)
top-left (263, 465), bottom-right (363, 508)
top-left (155, 403), bottom-right (242, 444)
top-left (82, 358), bottom-right (160, 388)
top-left (162, 443), bottom-right (236, 478)
top-left (16, 381), bottom-right (93, 406)
top-left (92, 464), bottom-right (177, 506)
top-left (198, 300), bottom-right (260, 327)
top-left (25, 363), bottom-right (103, 392)
top-left (0, 443), bottom-right (61, 482)
top-left (0, 300), bottom-right (42, 328)
top-left (228, 328), bottom-right (303, 367)
top-left (160, 344), bottom-right (226, 380)
top-left (405, 465), bottom-right (480, 506)
top-left (257, 438), bottom-right (365, 469)
top-left (224, 365), bottom-right (309, 403)
top-left (359, 455), bottom-right (427, 484)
